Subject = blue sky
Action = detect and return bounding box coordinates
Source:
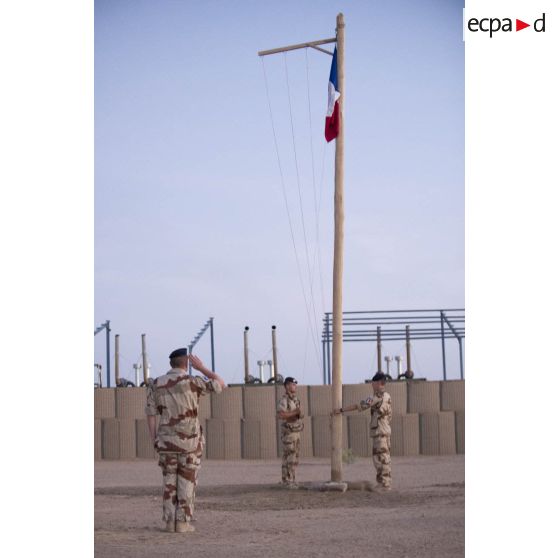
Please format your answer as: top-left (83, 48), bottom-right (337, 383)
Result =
top-left (95, 0), bottom-right (464, 385)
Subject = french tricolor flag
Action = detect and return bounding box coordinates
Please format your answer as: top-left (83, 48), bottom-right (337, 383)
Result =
top-left (325, 47), bottom-right (340, 143)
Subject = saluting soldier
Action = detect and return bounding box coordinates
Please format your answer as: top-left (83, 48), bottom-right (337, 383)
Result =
top-left (277, 376), bottom-right (304, 488)
top-left (145, 348), bottom-right (226, 533)
top-left (333, 372), bottom-right (393, 491)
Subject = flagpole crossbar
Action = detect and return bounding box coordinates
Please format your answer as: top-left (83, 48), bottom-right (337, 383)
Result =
top-left (258, 37), bottom-right (336, 57)
top-left (310, 45), bottom-right (334, 56)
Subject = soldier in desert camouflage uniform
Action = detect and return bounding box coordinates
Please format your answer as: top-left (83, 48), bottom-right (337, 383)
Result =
top-left (146, 348), bottom-right (226, 533)
top-left (277, 376), bottom-right (304, 488)
top-left (333, 372), bottom-right (392, 491)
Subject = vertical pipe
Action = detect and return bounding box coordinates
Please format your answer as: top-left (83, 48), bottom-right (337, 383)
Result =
top-left (376, 326), bottom-right (382, 373)
top-left (384, 356), bottom-right (392, 377)
top-left (440, 312), bottom-right (447, 380)
top-left (95, 364), bottom-right (102, 388)
top-left (326, 314), bottom-right (332, 384)
top-left (243, 327), bottom-right (250, 383)
top-left (257, 360), bottom-right (266, 382)
top-left (322, 339), bottom-right (327, 386)
top-left (271, 325), bottom-right (278, 379)
top-left (210, 318), bottom-right (215, 371)
top-left (405, 325), bottom-right (413, 377)
top-left (331, 12), bottom-right (345, 483)
top-left (114, 334), bottom-right (120, 386)
top-left (105, 320), bottom-right (111, 388)
top-left (458, 336), bottom-right (464, 380)
top-left (395, 355), bottom-right (402, 378)
top-left (142, 334), bottom-right (148, 384)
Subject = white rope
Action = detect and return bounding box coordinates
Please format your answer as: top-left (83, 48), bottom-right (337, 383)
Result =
top-left (261, 57), bottom-right (322, 372)
top-left (283, 53), bottom-right (322, 369)
top-left (305, 49), bottom-right (328, 319)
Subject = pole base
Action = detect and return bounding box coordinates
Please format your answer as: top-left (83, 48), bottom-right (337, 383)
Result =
top-left (307, 481), bottom-right (348, 492)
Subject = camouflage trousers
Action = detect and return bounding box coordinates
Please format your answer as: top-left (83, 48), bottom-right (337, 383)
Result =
top-left (372, 435), bottom-right (391, 488)
top-left (158, 442), bottom-right (203, 523)
top-left (281, 429), bottom-right (300, 484)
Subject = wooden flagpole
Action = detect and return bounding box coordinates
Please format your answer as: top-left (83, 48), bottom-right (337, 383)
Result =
top-left (258, 12), bottom-right (346, 485)
top-left (330, 12), bottom-right (345, 483)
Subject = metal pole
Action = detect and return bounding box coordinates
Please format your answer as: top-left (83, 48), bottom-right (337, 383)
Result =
top-left (376, 326), bottom-right (382, 373)
top-left (210, 318), bottom-right (215, 371)
top-left (458, 336), bottom-right (464, 379)
top-left (322, 339), bottom-right (327, 384)
top-left (105, 320), bottom-right (111, 388)
top-left (257, 360), bottom-right (266, 382)
top-left (243, 327), bottom-right (250, 383)
top-left (405, 325), bottom-right (413, 376)
top-left (331, 12), bottom-right (345, 483)
top-left (114, 334), bottom-right (120, 386)
top-left (440, 312), bottom-right (447, 380)
top-left (95, 364), bottom-right (102, 388)
top-left (271, 325), bottom-right (278, 380)
top-left (142, 334), bottom-right (148, 384)
top-left (395, 355), bottom-right (402, 378)
top-left (384, 356), bottom-right (392, 377)
top-left (326, 314), bottom-right (332, 384)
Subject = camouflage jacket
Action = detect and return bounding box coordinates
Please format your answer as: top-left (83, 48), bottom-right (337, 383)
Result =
top-left (358, 391), bottom-right (392, 437)
top-left (145, 368), bottom-right (222, 453)
top-left (277, 392), bottom-right (304, 433)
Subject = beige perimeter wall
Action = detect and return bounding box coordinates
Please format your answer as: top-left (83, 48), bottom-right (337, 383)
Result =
top-left (94, 380), bottom-right (465, 460)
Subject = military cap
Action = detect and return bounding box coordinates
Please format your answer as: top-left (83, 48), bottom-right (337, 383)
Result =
top-left (283, 376), bottom-right (298, 386)
top-left (169, 347), bottom-right (188, 359)
top-left (371, 372), bottom-right (387, 382)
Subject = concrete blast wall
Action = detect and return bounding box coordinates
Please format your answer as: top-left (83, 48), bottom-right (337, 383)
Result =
top-left (419, 412), bottom-right (456, 455)
top-left (312, 415), bottom-right (348, 457)
top-left (347, 415), bottom-right (371, 457)
top-left (206, 419), bottom-right (242, 460)
top-left (391, 414), bottom-right (420, 457)
top-left (242, 419), bottom-right (277, 459)
top-left (243, 386), bottom-right (276, 420)
top-left (94, 419), bottom-right (102, 461)
top-left (101, 418), bottom-right (120, 460)
top-left (95, 381), bottom-right (465, 461)
top-left (308, 385), bottom-right (332, 415)
top-left (211, 387), bottom-right (243, 420)
top-left (387, 382), bottom-right (408, 415)
top-left (94, 389), bottom-right (115, 419)
top-left (115, 388), bottom-right (148, 419)
top-left (440, 380), bottom-right (465, 411)
top-left (408, 381), bottom-right (441, 413)
top-left (455, 410), bottom-right (465, 454)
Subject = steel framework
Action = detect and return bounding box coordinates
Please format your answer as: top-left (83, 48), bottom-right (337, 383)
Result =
top-left (188, 317), bottom-right (215, 373)
top-left (321, 309), bottom-right (465, 384)
top-left (94, 320), bottom-right (111, 387)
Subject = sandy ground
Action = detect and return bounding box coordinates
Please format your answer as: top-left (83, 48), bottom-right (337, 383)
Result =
top-left (95, 455), bottom-right (464, 558)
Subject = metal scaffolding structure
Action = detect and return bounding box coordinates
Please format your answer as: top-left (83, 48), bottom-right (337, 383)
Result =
top-left (188, 317), bottom-right (215, 373)
top-left (321, 309), bottom-right (465, 384)
top-left (94, 320), bottom-right (111, 387)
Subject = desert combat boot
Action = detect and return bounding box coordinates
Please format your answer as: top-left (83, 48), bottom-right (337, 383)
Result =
top-left (176, 521), bottom-right (196, 533)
